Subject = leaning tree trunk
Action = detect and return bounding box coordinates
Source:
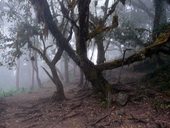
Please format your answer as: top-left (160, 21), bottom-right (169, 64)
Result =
top-left (29, 0), bottom-right (170, 106)
top-left (29, 0), bottom-right (121, 103)
top-left (50, 65), bottom-right (65, 101)
top-left (42, 63), bottom-right (65, 101)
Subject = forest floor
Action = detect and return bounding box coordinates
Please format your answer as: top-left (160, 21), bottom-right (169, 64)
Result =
top-left (0, 70), bottom-right (170, 128)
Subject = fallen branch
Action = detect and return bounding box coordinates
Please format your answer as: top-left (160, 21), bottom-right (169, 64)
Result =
top-left (21, 114), bottom-right (43, 122)
top-left (128, 114), bottom-right (148, 124)
top-left (90, 110), bottom-right (112, 126)
top-left (58, 112), bottom-right (83, 122)
top-left (112, 83), bottom-right (136, 92)
top-left (90, 114), bottom-right (109, 126)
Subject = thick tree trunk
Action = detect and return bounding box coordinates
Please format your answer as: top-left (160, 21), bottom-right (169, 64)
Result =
top-left (50, 65), bottom-right (65, 101)
top-left (29, 0), bottom-right (170, 102)
top-left (153, 0), bottom-right (167, 38)
top-left (96, 35), bottom-right (105, 64)
top-left (153, 0), bottom-right (167, 66)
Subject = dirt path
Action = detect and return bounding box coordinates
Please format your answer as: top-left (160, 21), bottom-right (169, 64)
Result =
top-left (0, 86), bottom-right (87, 128)
top-left (0, 84), bottom-right (170, 128)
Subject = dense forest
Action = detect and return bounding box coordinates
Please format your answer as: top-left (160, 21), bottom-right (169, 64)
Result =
top-left (0, 0), bottom-right (170, 128)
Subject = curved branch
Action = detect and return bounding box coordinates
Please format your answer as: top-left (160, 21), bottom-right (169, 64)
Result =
top-left (30, 0), bottom-right (80, 66)
top-left (51, 48), bottom-right (63, 65)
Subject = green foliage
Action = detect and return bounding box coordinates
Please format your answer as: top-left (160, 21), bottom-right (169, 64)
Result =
top-left (151, 98), bottom-right (170, 110)
top-left (0, 88), bottom-right (27, 98)
top-left (99, 98), bottom-right (108, 108)
top-left (112, 21), bottom-right (151, 48)
top-left (153, 23), bottom-right (170, 37)
top-left (145, 65), bottom-right (170, 91)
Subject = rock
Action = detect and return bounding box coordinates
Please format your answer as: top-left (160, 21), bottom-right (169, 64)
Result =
top-left (115, 108), bottom-right (125, 116)
top-left (116, 93), bottom-right (129, 106)
top-left (111, 120), bottom-right (123, 127)
top-left (112, 95), bottom-right (116, 103)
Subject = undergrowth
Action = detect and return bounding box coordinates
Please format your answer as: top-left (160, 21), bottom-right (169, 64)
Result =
top-left (144, 64), bottom-right (170, 92)
top-left (0, 87), bottom-right (28, 98)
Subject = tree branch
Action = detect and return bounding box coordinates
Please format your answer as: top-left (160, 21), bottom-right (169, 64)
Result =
top-left (103, 0), bottom-right (119, 22)
top-left (96, 32), bottom-right (170, 71)
top-left (29, 43), bottom-right (51, 65)
top-left (42, 66), bottom-right (55, 83)
top-left (30, 0), bottom-right (80, 66)
top-left (51, 48), bottom-right (63, 65)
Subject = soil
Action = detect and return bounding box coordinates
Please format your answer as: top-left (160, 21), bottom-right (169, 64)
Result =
top-left (0, 71), bottom-right (170, 128)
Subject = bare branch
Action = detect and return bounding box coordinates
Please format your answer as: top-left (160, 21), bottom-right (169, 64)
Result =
top-left (58, 0), bottom-right (79, 30)
top-left (103, 0), bottom-right (119, 22)
top-left (42, 66), bottom-right (55, 83)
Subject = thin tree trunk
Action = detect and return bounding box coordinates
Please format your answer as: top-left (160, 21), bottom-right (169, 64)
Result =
top-left (79, 69), bottom-right (84, 87)
top-left (16, 58), bottom-right (20, 90)
top-left (34, 58), bottom-right (43, 88)
top-left (30, 60), bottom-right (35, 90)
top-left (63, 53), bottom-right (69, 83)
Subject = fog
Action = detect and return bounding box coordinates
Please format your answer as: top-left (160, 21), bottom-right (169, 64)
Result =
top-left (0, 56), bottom-right (49, 91)
top-left (0, 0), bottom-right (169, 92)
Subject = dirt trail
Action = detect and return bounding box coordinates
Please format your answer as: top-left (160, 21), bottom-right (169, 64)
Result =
top-left (0, 82), bottom-right (170, 128)
top-left (0, 86), bottom-right (87, 128)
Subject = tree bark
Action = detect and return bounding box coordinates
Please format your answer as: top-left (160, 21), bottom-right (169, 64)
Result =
top-left (50, 65), bottom-right (65, 101)
top-left (153, 0), bottom-right (167, 38)
top-left (79, 69), bottom-right (84, 87)
top-left (34, 56), bottom-right (43, 88)
top-left (29, 42), bottom-right (65, 101)
top-left (29, 0), bottom-right (170, 101)
top-left (63, 52), bottom-right (69, 83)
top-left (16, 58), bottom-right (20, 90)
top-left (96, 35), bottom-right (105, 64)
top-left (30, 59), bottom-right (35, 90)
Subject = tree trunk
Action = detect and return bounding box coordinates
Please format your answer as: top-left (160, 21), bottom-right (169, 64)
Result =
top-left (63, 52), bottom-right (69, 83)
top-left (30, 59), bottom-right (35, 90)
top-left (16, 58), bottom-right (20, 90)
top-left (34, 57), bottom-right (43, 88)
top-left (79, 69), bottom-right (84, 87)
top-left (153, 0), bottom-right (167, 66)
top-left (96, 35), bottom-right (105, 64)
top-left (50, 65), bottom-right (65, 101)
top-left (153, 0), bottom-right (167, 38)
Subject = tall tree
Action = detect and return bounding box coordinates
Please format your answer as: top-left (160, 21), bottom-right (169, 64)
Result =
top-left (153, 0), bottom-right (167, 38)
top-left (29, 0), bottom-right (170, 102)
